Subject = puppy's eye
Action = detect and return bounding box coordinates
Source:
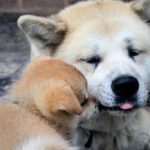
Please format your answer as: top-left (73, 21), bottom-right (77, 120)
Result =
top-left (81, 97), bottom-right (88, 106)
top-left (128, 47), bottom-right (143, 58)
top-left (80, 56), bottom-right (101, 68)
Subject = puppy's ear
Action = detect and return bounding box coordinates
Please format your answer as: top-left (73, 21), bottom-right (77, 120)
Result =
top-left (52, 80), bottom-right (83, 115)
top-left (32, 79), bottom-right (82, 119)
top-left (18, 15), bottom-right (67, 55)
top-left (131, 0), bottom-right (150, 23)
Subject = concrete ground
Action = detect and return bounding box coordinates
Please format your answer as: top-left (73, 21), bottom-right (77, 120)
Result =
top-left (0, 13), bottom-right (30, 96)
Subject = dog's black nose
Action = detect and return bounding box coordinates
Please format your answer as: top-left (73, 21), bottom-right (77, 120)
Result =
top-left (111, 75), bottom-right (139, 97)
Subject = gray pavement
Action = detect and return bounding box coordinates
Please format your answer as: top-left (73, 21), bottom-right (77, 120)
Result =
top-left (0, 13), bottom-right (30, 96)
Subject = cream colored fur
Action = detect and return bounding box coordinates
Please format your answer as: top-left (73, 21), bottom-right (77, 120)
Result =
top-left (17, 135), bottom-right (76, 150)
top-left (18, 0), bottom-right (150, 149)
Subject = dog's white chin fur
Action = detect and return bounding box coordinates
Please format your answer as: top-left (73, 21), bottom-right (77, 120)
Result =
top-left (107, 109), bottom-right (137, 117)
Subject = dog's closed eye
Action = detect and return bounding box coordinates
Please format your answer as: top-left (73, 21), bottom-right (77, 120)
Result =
top-left (128, 47), bottom-right (144, 59)
top-left (126, 39), bottom-right (145, 59)
top-left (80, 56), bottom-right (101, 68)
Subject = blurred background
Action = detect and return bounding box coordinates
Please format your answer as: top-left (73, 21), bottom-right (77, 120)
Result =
top-left (0, 0), bottom-right (80, 97)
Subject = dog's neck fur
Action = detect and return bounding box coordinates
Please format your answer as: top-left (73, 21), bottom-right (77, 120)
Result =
top-left (10, 95), bottom-right (75, 138)
top-left (80, 110), bottom-right (137, 133)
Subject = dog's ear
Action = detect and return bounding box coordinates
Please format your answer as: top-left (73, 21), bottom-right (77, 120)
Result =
top-left (18, 15), bottom-right (67, 55)
top-left (49, 80), bottom-right (83, 115)
top-left (131, 0), bottom-right (150, 23)
top-left (32, 79), bottom-right (82, 119)
top-left (53, 80), bottom-right (83, 115)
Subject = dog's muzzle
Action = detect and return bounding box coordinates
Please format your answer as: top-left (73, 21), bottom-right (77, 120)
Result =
top-left (111, 75), bottom-right (139, 98)
top-left (99, 75), bottom-right (140, 112)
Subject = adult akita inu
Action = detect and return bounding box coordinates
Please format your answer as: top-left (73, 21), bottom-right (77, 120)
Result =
top-left (18, 0), bottom-right (150, 149)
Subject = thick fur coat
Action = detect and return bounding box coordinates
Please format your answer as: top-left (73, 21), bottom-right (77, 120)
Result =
top-left (18, 0), bottom-right (150, 149)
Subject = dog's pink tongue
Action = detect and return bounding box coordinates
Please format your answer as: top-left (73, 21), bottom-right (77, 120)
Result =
top-left (119, 103), bottom-right (134, 110)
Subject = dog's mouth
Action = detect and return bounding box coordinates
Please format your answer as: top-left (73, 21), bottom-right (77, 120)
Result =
top-left (98, 102), bottom-right (138, 112)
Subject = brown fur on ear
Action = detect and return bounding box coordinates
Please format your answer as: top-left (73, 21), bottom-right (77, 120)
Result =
top-left (131, 0), bottom-right (150, 22)
top-left (18, 15), bottom-right (67, 52)
top-left (32, 79), bottom-right (82, 119)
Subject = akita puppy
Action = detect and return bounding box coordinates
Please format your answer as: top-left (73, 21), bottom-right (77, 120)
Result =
top-left (18, 0), bottom-right (150, 149)
top-left (0, 57), bottom-right (96, 150)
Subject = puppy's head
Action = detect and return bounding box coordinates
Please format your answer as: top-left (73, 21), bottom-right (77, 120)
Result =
top-left (15, 57), bottom-right (96, 122)
top-left (33, 79), bottom-right (84, 118)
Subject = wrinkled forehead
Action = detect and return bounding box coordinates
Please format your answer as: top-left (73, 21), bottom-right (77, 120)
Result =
top-left (61, 31), bottom-right (146, 64)
top-left (57, 1), bottom-right (150, 60)
top-left (64, 17), bottom-right (150, 57)
top-left (59, 1), bottom-right (133, 28)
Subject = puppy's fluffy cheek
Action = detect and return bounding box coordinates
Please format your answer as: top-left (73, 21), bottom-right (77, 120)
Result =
top-left (79, 103), bottom-right (99, 123)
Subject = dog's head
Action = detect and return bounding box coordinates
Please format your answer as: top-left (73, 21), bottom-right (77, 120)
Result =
top-left (12, 57), bottom-right (97, 124)
top-left (18, 0), bottom-right (150, 116)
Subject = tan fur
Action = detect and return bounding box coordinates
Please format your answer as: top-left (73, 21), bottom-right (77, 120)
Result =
top-left (0, 102), bottom-right (76, 150)
top-left (0, 57), bottom-right (95, 150)
top-left (11, 57), bottom-right (89, 136)
top-left (17, 0), bottom-right (150, 149)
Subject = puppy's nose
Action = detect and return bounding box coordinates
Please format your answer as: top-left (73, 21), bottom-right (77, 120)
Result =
top-left (111, 75), bottom-right (139, 97)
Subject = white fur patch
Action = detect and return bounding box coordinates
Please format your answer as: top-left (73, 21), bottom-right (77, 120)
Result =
top-left (16, 135), bottom-right (77, 150)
